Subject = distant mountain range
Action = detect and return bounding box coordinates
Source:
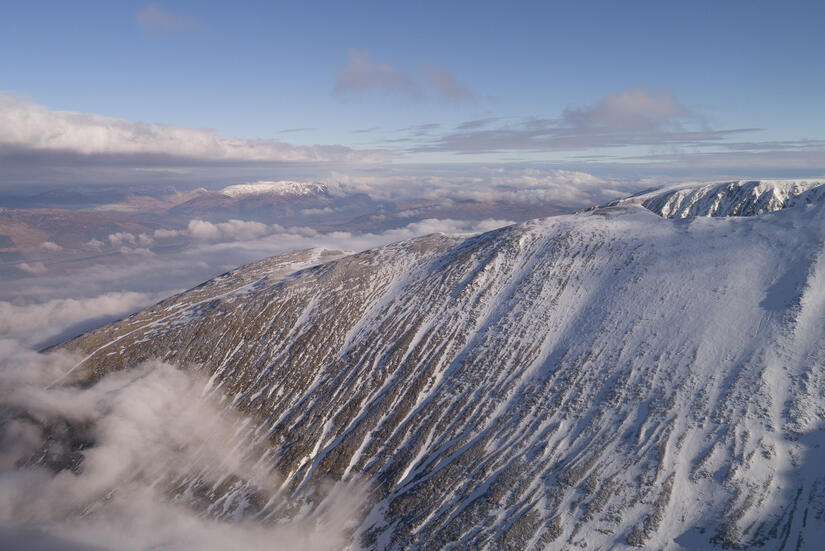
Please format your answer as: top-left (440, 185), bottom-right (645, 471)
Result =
top-left (0, 179), bottom-right (570, 280)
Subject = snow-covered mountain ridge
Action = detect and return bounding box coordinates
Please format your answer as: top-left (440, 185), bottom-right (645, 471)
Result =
top-left (219, 180), bottom-right (329, 198)
top-left (611, 179), bottom-right (825, 218)
top-left (52, 179), bottom-right (825, 549)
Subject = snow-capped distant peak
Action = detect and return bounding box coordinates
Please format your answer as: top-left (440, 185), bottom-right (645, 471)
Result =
top-left (219, 180), bottom-right (328, 198)
top-left (615, 179), bottom-right (825, 218)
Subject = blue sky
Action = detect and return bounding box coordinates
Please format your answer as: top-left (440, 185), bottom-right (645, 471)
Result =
top-left (1, 0), bottom-right (824, 179)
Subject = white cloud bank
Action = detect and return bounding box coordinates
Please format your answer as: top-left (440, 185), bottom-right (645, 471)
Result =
top-left (0, 93), bottom-right (379, 164)
top-left (320, 168), bottom-right (626, 207)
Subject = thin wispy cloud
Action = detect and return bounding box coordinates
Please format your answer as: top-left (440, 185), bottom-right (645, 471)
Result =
top-left (717, 138), bottom-right (825, 152)
top-left (623, 148), bottom-right (825, 172)
top-left (137, 4), bottom-right (207, 33)
top-left (409, 87), bottom-right (759, 155)
top-left (455, 118), bottom-right (498, 131)
top-left (561, 88), bottom-right (694, 133)
top-left (334, 50), bottom-right (473, 101)
top-left (402, 122), bottom-right (441, 136)
top-left (335, 49), bottom-right (422, 98)
top-left (420, 64), bottom-right (473, 100)
top-left (279, 127), bottom-right (316, 134)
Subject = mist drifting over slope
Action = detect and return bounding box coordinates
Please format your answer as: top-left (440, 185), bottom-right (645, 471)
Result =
top-left (0, 340), bottom-right (366, 551)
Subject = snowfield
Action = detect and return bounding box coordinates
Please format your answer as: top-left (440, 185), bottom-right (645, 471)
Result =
top-left (41, 179), bottom-right (825, 549)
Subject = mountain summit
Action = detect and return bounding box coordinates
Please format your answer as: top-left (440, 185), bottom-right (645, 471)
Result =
top-left (50, 180), bottom-right (825, 549)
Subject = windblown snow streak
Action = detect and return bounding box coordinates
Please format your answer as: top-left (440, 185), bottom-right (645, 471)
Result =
top-left (54, 180), bottom-right (825, 549)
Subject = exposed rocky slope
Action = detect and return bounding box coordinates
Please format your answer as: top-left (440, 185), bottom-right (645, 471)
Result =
top-left (55, 180), bottom-right (825, 549)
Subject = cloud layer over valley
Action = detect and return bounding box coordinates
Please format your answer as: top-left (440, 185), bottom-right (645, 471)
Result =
top-left (0, 167), bottom-right (645, 349)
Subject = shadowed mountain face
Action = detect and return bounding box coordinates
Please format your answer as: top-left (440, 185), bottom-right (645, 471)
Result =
top-left (51, 180), bottom-right (825, 549)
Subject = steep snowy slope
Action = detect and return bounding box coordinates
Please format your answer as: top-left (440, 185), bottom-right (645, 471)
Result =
top-left (55, 181), bottom-right (825, 550)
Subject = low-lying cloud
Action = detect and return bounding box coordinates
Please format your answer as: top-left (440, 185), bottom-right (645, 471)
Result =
top-left (0, 341), bottom-right (366, 550)
top-left (188, 219), bottom-right (270, 241)
top-left (0, 292), bottom-right (173, 347)
top-left (18, 262), bottom-right (47, 275)
top-left (1, 215), bottom-right (532, 348)
top-left (320, 167), bottom-right (627, 206)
